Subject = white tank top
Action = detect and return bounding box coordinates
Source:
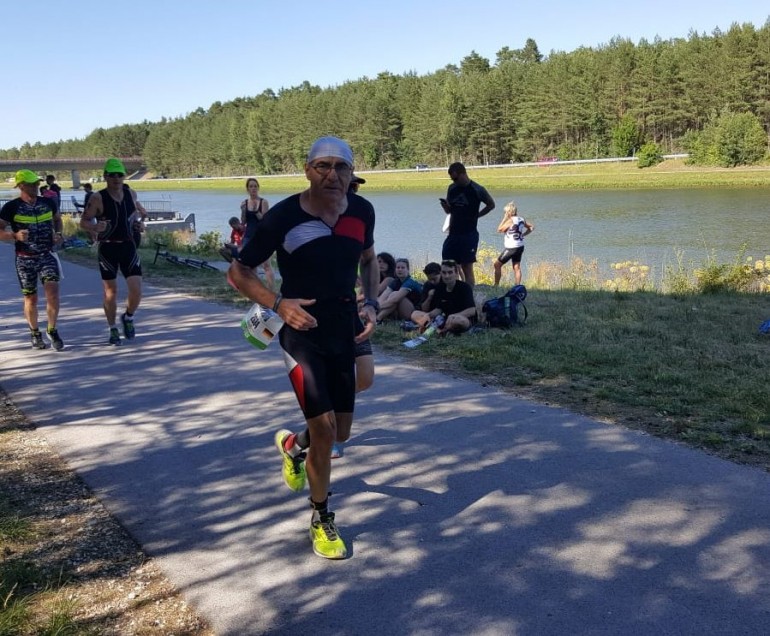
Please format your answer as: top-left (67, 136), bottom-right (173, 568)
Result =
top-left (504, 216), bottom-right (526, 249)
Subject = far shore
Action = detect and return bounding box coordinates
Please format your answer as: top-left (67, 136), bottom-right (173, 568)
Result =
top-left (10, 158), bottom-right (767, 195)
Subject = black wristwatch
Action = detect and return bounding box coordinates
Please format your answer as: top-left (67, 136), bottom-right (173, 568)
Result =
top-left (363, 298), bottom-right (380, 312)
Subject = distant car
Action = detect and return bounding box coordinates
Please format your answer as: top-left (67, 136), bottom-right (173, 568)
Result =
top-left (415, 164), bottom-right (429, 171)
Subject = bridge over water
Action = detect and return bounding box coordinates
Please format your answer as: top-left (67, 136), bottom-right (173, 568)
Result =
top-left (0, 157), bottom-right (144, 188)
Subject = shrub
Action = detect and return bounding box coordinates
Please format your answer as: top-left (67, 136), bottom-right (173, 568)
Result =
top-left (684, 110), bottom-right (766, 167)
top-left (611, 114), bottom-right (643, 157)
top-left (694, 245), bottom-right (766, 293)
top-left (191, 231), bottom-right (222, 256)
top-left (637, 142), bottom-right (663, 168)
top-left (714, 111), bottom-right (767, 167)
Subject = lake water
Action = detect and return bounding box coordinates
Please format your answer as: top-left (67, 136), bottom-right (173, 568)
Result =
top-left (4, 187), bottom-right (768, 281)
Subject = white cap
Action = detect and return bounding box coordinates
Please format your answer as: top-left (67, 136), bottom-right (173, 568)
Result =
top-left (307, 136), bottom-right (354, 166)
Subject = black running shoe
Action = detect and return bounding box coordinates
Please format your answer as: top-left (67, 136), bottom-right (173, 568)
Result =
top-left (109, 327), bottom-right (122, 346)
top-left (121, 313), bottom-right (135, 339)
top-left (30, 330), bottom-right (46, 350)
top-left (47, 328), bottom-right (64, 351)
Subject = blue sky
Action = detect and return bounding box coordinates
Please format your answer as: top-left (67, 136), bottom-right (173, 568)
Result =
top-left (2, 1), bottom-right (767, 150)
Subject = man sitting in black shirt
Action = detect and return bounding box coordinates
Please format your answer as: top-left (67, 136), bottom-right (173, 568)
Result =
top-left (411, 259), bottom-right (477, 334)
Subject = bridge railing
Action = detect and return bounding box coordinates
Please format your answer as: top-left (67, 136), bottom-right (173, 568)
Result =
top-left (1, 198), bottom-right (174, 215)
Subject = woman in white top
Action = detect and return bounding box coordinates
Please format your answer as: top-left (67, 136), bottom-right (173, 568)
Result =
top-left (493, 201), bottom-right (534, 286)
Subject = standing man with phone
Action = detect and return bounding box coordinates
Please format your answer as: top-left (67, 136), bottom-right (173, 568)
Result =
top-left (439, 162), bottom-right (495, 288)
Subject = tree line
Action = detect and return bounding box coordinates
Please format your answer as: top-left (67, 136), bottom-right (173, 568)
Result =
top-left (2, 20), bottom-right (769, 176)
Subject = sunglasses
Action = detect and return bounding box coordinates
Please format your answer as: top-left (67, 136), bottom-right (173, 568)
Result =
top-left (106, 172), bottom-right (125, 178)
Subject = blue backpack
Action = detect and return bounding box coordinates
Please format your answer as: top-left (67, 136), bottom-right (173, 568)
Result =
top-left (482, 285), bottom-right (528, 328)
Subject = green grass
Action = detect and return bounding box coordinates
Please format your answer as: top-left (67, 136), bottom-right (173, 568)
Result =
top-left (374, 287), bottom-right (770, 468)
top-left (110, 158), bottom-right (770, 194)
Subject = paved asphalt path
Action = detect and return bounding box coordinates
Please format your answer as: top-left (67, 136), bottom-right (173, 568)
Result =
top-left (1, 244), bottom-right (769, 635)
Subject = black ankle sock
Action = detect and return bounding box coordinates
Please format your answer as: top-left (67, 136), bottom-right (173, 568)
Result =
top-left (310, 497), bottom-right (329, 516)
top-left (296, 429), bottom-right (311, 449)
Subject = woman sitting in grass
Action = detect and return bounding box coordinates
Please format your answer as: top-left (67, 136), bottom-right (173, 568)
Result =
top-left (377, 251), bottom-right (397, 295)
top-left (377, 258), bottom-right (423, 322)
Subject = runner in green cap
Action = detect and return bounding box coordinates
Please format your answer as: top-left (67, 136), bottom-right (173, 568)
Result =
top-left (0, 170), bottom-right (65, 350)
top-left (79, 158), bottom-right (144, 345)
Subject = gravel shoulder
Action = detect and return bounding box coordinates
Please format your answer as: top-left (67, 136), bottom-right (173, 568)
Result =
top-left (0, 388), bottom-right (214, 635)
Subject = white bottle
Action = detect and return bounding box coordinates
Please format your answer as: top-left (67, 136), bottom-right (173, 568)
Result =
top-left (241, 303), bottom-right (284, 350)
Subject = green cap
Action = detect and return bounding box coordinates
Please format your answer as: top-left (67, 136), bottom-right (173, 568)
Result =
top-left (103, 157), bottom-right (126, 175)
top-left (15, 169), bottom-right (42, 187)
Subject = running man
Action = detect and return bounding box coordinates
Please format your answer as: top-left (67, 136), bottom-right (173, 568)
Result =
top-left (80, 158), bottom-right (143, 345)
top-left (0, 170), bottom-right (65, 350)
top-left (229, 136), bottom-right (378, 559)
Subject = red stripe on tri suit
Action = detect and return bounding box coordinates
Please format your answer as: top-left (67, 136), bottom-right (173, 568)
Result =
top-left (333, 216), bottom-right (365, 243)
top-left (288, 364), bottom-right (306, 413)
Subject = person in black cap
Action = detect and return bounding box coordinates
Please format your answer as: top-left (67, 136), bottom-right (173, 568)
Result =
top-left (348, 174), bottom-right (366, 193)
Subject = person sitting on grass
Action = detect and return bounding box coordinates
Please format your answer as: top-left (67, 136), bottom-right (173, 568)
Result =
top-left (219, 217), bottom-right (245, 263)
top-left (411, 259), bottom-right (477, 335)
top-left (377, 258), bottom-right (422, 322)
top-left (418, 261), bottom-right (442, 312)
top-left (377, 251), bottom-right (396, 295)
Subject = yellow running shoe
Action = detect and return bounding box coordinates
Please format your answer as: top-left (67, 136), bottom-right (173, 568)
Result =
top-left (274, 429), bottom-right (306, 492)
top-left (310, 511), bottom-right (347, 560)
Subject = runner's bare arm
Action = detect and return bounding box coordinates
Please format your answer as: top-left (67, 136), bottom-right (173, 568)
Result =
top-left (357, 246), bottom-right (378, 340)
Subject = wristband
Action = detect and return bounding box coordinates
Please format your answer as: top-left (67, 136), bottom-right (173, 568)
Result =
top-left (272, 294), bottom-right (283, 312)
top-left (363, 298), bottom-right (380, 312)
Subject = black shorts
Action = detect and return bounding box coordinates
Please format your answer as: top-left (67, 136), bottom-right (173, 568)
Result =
top-left (98, 241), bottom-right (142, 280)
top-left (354, 314), bottom-right (372, 357)
top-left (280, 301), bottom-right (357, 419)
top-left (497, 246), bottom-right (524, 265)
top-left (442, 230), bottom-right (479, 264)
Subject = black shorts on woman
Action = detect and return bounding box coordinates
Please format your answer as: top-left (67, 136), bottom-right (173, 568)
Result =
top-left (497, 245), bottom-right (524, 265)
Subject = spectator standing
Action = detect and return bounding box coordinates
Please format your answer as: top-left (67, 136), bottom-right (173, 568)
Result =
top-left (440, 162), bottom-right (495, 288)
top-left (240, 178), bottom-right (275, 289)
top-left (45, 174), bottom-right (62, 208)
top-left (493, 201), bottom-right (534, 286)
top-left (74, 183), bottom-right (94, 215)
